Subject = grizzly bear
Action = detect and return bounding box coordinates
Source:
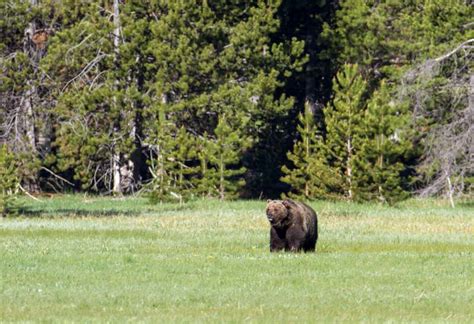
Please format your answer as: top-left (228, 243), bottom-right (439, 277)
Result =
top-left (265, 199), bottom-right (318, 252)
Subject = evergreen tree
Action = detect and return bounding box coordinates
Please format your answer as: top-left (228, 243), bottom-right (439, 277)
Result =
top-left (277, 0), bottom-right (338, 125)
top-left (0, 0), bottom-right (58, 192)
top-left (324, 63), bottom-right (367, 200)
top-left (354, 81), bottom-right (411, 203)
top-left (148, 106), bottom-right (198, 203)
top-left (323, 0), bottom-right (474, 82)
top-left (281, 101), bottom-right (333, 200)
top-left (194, 132), bottom-right (212, 198)
top-left (0, 145), bottom-right (19, 216)
top-left (145, 1), bottom-right (305, 198)
top-left (204, 114), bottom-right (251, 200)
top-left (41, 1), bottom-right (143, 193)
top-left (2, 1), bottom-right (306, 197)
top-left (321, 0), bottom-right (473, 200)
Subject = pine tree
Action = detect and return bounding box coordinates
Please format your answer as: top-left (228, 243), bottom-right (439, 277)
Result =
top-left (0, 145), bottom-right (19, 216)
top-left (145, 1), bottom-right (306, 198)
top-left (324, 1), bottom-right (473, 200)
top-left (323, 0), bottom-right (474, 82)
top-left (354, 81), bottom-right (411, 203)
top-left (0, 0), bottom-right (58, 192)
top-left (324, 64), bottom-right (367, 200)
top-left (148, 105), bottom-right (198, 203)
top-left (204, 114), bottom-right (251, 200)
top-left (41, 2), bottom-right (143, 193)
top-left (281, 101), bottom-right (333, 200)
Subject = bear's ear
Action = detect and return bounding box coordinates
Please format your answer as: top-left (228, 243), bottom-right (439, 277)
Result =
top-left (266, 199), bottom-right (272, 203)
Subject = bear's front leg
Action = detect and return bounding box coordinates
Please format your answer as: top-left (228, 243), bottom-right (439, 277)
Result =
top-left (270, 227), bottom-right (286, 252)
top-left (286, 226), bottom-right (305, 252)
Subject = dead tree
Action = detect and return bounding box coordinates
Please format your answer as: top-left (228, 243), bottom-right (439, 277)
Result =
top-left (401, 39), bottom-right (473, 207)
top-left (0, 0), bottom-right (54, 192)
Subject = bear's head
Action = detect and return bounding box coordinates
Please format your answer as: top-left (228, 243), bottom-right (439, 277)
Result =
top-left (266, 199), bottom-right (290, 227)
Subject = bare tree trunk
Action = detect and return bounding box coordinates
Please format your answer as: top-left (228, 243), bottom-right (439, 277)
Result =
top-left (305, 33), bottom-right (316, 111)
top-left (446, 172), bottom-right (455, 208)
top-left (127, 54), bottom-right (147, 191)
top-left (157, 93), bottom-right (168, 199)
top-left (25, 0), bottom-right (38, 152)
top-left (23, 84), bottom-right (37, 152)
top-left (377, 135), bottom-right (385, 202)
top-left (304, 105), bottom-right (310, 198)
top-left (219, 154), bottom-right (225, 200)
top-left (304, 32), bottom-right (324, 128)
top-left (470, 74), bottom-right (474, 110)
top-left (20, 0), bottom-right (40, 192)
top-left (112, 0), bottom-right (121, 195)
top-left (346, 138), bottom-right (353, 200)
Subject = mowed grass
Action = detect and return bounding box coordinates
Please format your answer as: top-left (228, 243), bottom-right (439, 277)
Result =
top-left (1, 196), bottom-right (473, 322)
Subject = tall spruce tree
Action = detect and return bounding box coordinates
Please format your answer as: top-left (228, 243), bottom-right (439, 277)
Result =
top-left (145, 1), bottom-right (305, 199)
top-left (324, 63), bottom-right (367, 200)
top-left (354, 81), bottom-right (411, 203)
top-left (204, 113), bottom-right (251, 200)
top-left (281, 101), bottom-right (333, 200)
top-left (148, 104), bottom-right (198, 203)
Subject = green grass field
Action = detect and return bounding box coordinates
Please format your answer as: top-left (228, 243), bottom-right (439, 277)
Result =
top-left (1, 196), bottom-right (473, 322)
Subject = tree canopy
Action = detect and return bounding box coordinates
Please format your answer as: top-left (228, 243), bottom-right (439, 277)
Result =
top-left (1, 0), bottom-right (472, 203)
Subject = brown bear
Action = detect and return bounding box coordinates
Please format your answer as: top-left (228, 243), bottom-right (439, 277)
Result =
top-left (265, 199), bottom-right (318, 252)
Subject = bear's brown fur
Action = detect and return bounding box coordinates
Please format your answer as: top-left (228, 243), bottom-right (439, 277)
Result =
top-left (265, 199), bottom-right (318, 252)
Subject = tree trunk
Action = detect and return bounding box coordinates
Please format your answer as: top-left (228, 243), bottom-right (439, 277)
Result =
top-left (20, 0), bottom-right (40, 192)
top-left (129, 54), bottom-right (147, 189)
top-left (25, 0), bottom-right (38, 141)
top-left (347, 138), bottom-right (353, 200)
top-left (112, 0), bottom-right (121, 195)
top-left (219, 154), bottom-right (225, 200)
top-left (378, 135), bottom-right (385, 202)
top-left (23, 84), bottom-right (37, 152)
top-left (304, 107), bottom-right (310, 198)
top-left (469, 74), bottom-right (474, 110)
top-left (446, 172), bottom-right (455, 208)
top-left (305, 33), bottom-right (316, 109)
top-left (305, 29), bottom-right (324, 129)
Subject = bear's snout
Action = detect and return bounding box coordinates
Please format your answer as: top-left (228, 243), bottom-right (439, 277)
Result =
top-left (266, 211), bottom-right (274, 223)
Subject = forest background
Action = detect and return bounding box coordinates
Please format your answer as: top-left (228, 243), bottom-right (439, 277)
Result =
top-left (1, 0), bottom-right (473, 206)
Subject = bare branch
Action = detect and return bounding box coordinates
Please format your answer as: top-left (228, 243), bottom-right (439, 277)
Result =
top-left (40, 166), bottom-right (75, 187)
top-left (433, 39), bottom-right (474, 62)
top-left (61, 52), bottom-right (109, 92)
top-left (401, 39), bottom-right (473, 200)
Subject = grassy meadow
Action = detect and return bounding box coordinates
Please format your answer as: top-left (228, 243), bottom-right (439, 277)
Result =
top-left (1, 195), bottom-right (473, 322)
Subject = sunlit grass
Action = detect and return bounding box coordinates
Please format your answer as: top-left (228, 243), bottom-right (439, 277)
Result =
top-left (1, 195), bottom-right (473, 322)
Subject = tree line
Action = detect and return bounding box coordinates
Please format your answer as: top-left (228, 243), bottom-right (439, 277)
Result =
top-left (1, 0), bottom-right (472, 209)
